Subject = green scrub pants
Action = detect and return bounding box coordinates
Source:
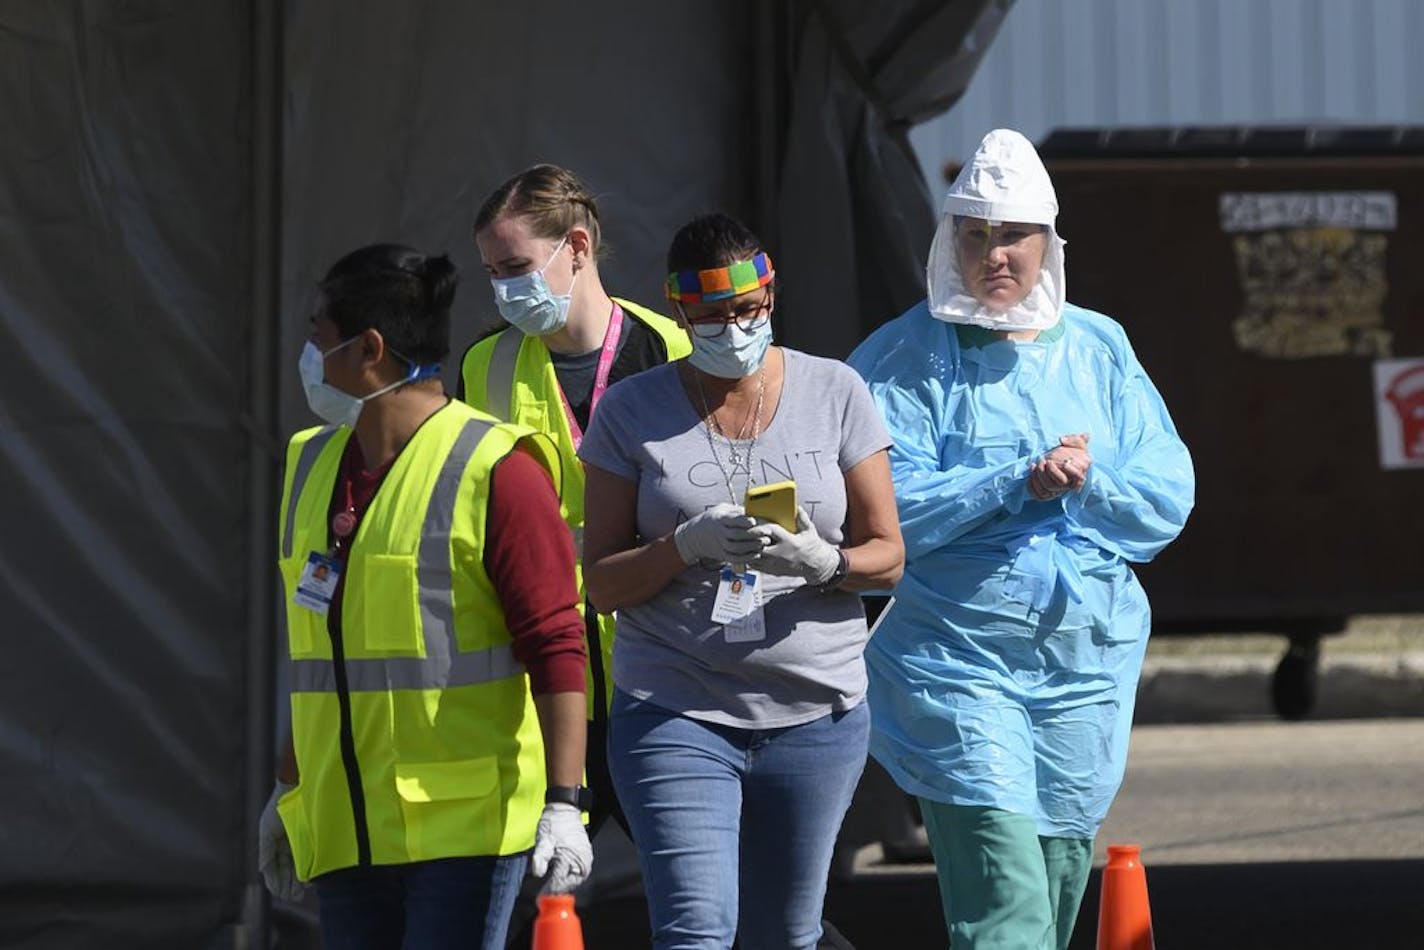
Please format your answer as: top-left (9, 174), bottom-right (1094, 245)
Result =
top-left (918, 800), bottom-right (1093, 950)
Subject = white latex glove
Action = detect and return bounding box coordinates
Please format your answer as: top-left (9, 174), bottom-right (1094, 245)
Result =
top-left (258, 780), bottom-right (306, 902)
top-left (747, 506), bottom-right (840, 584)
top-left (672, 503), bottom-right (763, 566)
top-left (531, 802), bottom-right (594, 894)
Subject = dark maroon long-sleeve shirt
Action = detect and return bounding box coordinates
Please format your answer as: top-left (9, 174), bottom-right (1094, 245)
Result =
top-left (326, 433), bottom-right (586, 696)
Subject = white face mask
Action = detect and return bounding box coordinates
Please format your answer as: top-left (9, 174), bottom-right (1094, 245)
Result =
top-left (489, 237), bottom-right (576, 336)
top-left (686, 320), bottom-right (773, 379)
top-left (298, 337), bottom-right (426, 428)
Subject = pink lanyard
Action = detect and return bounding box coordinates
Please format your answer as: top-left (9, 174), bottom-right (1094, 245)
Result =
top-left (559, 302), bottom-right (624, 450)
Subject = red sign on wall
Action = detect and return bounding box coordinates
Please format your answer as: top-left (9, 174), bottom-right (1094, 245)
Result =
top-left (1375, 359), bottom-right (1424, 468)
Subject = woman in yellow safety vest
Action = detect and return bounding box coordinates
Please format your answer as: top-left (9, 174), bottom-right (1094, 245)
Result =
top-left (258, 243), bottom-right (593, 950)
top-left (459, 164), bottom-right (690, 836)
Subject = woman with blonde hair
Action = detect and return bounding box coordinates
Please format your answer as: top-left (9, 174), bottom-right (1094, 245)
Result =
top-left (460, 164), bottom-right (690, 837)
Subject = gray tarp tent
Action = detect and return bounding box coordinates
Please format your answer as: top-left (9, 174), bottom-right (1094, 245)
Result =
top-left (0, 2), bottom-right (1009, 945)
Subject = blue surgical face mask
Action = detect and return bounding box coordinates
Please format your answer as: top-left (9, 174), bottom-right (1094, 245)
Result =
top-left (298, 337), bottom-right (436, 428)
top-left (686, 320), bottom-right (773, 379)
top-left (489, 237), bottom-right (576, 336)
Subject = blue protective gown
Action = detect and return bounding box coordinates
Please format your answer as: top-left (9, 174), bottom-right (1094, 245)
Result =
top-left (848, 300), bottom-right (1194, 838)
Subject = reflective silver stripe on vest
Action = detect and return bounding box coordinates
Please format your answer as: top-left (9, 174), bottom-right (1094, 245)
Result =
top-left (282, 426), bottom-right (339, 558)
top-left (291, 417), bottom-right (524, 693)
top-left (290, 643), bottom-right (522, 693)
top-left (485, 329), bottom-right (524, 422)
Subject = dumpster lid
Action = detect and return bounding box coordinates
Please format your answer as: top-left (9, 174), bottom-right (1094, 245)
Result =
top-left (1038, 125), bottom-right (1424, 159)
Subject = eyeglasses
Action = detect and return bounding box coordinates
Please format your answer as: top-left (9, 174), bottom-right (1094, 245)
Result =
top-left (679, 291), bottom-right (774, 339)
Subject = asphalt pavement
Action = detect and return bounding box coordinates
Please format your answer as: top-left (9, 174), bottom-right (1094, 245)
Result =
top-left (578, 724), bottom-right (1424, 949)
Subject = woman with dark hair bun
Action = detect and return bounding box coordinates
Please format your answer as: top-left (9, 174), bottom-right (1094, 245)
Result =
top-left (579, 213), bottom-right (905, 949)
top-left (256, 243), bottom-right (595, 949)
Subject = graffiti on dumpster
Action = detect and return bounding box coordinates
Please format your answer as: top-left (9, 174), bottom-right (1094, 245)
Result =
top-left (1373, 358), bottom-right (1424, 470)
top-left (1219, 191), bottom-right (1395, 359)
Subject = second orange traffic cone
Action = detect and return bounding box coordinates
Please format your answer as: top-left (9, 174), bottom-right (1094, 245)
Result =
top-left (532, 893), bottom-right (585, 950)
top-left (1096, 843), bottom-right (1154, 950)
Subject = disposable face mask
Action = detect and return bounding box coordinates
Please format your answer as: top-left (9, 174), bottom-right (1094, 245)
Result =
top-left (686, 320), bottom-right (773, 379)
top-left (490, 237), bottom-right (576, 336)
top-left (299, 338), bottom-right (364, 427)
top-left (298, 338), bottom-right (430, 428)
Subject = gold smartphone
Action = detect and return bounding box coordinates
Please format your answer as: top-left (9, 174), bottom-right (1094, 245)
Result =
top-left (745, 480), bottom-right (797, 532)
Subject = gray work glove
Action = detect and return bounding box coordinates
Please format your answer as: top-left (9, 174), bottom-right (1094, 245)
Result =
top-left (258, 780), bottom-right (306, 902)
top-left (531, 802), bottom-right (594, 894)
top-left (672, 503), bottom-right (763, 565)
top-left (747, 506), bottom-right (840, 585)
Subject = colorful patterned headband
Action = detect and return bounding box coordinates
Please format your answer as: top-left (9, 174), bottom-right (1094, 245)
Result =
top-left (666, 252), bottom-right (774, 303)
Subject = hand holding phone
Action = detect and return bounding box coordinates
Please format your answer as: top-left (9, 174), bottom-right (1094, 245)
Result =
top-left (744, 481), bottom-right (797, 532)
top-left (746, 501), bottom-right (843, 585)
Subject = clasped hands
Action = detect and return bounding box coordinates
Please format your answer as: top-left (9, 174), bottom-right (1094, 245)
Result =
top-left (673, 503), bottom-right (838, 584)
top-left (1028, 433), bottom-right (1092, 502)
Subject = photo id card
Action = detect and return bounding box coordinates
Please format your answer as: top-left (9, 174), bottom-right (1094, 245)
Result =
top-left (293, 552), bottom-right (341, 615)
top-left (711, 567), bottom-right (765, 643)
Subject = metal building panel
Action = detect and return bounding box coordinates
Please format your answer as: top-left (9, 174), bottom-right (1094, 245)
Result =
top-left (910, 0), bottom-right (1424, 192)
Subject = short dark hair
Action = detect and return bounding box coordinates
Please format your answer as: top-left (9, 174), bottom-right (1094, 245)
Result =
top-left (666, 212), bottom-right (763, 273)
top-left (318, 243), bottom-right (456, 365)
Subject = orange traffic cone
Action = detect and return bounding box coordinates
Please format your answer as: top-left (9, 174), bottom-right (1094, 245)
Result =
top-left (1096, 844), bottom-right (1154, 950)
top-left (532, 893), bottom-right (585, 950)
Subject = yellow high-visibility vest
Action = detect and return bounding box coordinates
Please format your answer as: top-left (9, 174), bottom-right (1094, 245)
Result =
top-left (275, 401), bottom-right (563, 880)
top-left (460, 298), bottom-right (689, 716)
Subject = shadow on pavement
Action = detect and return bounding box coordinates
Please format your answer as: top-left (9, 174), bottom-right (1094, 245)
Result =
top-left (568, 858), bottom-right (1424, 949)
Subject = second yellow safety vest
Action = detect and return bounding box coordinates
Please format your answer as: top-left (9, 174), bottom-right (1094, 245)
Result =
top-left (459, 298), bottom-right (689, 717)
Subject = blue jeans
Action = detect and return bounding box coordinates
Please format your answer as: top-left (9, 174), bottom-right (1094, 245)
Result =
top-left (313, 853), bottom-right (528, 950)
top-left (608, 690), bottom-right (869, 950)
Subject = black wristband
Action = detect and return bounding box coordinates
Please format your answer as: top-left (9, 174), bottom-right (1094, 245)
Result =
top-left (545, 784), bottom-right (593, 812)
top-left (821, 549), bottom-right (849, 590)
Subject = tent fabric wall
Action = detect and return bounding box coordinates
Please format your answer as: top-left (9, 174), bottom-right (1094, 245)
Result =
top-left (776, 0), bottom-right (1014, 357)
top-left (0, 2), bottom-right (253, 946)
top-left (278, 1), bottom-right (760, 433)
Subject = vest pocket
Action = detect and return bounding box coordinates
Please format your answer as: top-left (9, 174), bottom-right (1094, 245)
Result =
top-left (275, 782), bottom-right (314, 881)
top-left (395, 757), bottom-right (501, 859)
top-left (512, 387), bottom-right (548, 432)
top-left (351, 553), bottom-right (424, 653)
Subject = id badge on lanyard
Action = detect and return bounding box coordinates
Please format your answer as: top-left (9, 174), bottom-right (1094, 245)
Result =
top-left (293, 483), bottom-right (357, 616)
top-left (558, 303), bottom-right (625, 451)
top-left (294, 552), bottom-right (341, 615)
top-left (711, 567), bottom-right (765, 643)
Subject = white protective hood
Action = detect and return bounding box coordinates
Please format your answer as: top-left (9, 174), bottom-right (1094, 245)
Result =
top-left (926, 128), bottom-right (1067, 331)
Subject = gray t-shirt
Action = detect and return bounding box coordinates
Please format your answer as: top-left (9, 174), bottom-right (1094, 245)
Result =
top-left (578, 347), bottom-right (892, 728)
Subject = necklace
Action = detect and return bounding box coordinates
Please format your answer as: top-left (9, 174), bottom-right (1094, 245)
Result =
top-left (693, 365), bottom-right (766, 504)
